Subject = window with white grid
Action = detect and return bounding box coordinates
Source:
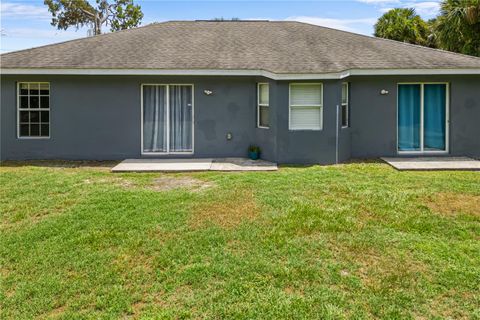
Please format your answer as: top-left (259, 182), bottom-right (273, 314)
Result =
top-left (17, 82), bottom-right (50, 138)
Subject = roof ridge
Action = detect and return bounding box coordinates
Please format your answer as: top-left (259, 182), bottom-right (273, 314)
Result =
top-left (291, 20), bottom-right (480, 61)
top-left (0, 22), bottom-right (167, 56)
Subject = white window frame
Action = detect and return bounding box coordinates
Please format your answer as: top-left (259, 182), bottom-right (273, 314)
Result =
top-left (257, 83), bottom-right (269, 129)
top-left (140, 83), bottom-right (195, 155)
top-left (17, 82), bottom-right (50, 139)
top-left (288, 83), bottom-right (323, 131)
top-left (396, 82), bottom-right (449, 155)
top-left (341, 82), bottom-right (349, 128)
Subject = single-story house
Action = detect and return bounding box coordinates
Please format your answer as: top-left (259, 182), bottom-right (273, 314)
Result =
top-left (1, 20), bottom-right (479, 164)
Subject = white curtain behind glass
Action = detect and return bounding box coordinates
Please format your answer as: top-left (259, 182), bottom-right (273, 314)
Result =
top-left (143, 85), bottom-right (167, 152)
top-left (169, 85), bottom-right (192, 152)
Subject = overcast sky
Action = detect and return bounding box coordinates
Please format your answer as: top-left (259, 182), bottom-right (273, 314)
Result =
top-left (0, 0), bottom-right (441, 53)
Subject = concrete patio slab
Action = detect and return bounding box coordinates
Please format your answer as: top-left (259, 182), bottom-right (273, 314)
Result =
top-left (381, 157), bottom-right (480, 171)
top-left (112, 158), bottom-right (213, 172)
top-left (210, 158), bottom-right (278, 171)
top-left (111, 158), bottom-right (278, 172)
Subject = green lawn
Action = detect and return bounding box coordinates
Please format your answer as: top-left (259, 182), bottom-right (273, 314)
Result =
top-left (0, 162), bottom-right (479, 319)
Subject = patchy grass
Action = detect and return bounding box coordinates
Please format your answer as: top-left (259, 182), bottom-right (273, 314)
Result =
top-left (191, 188), bottom-right (258, 229)
top-left (0, 162), bottom-right (479, 319)
top-left (425, 192), bottom-right (480, 217)
top-left (151, 176), bottom-right (214, 192)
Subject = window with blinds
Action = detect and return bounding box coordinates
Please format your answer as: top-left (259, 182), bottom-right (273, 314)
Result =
top-left (257, 83), bottom-right (269, 128)
top-left (289, 83), bottom-right (323, 130)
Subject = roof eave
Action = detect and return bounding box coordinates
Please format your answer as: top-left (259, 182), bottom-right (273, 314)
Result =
top-left (1, 68), bottom-right (479, 79)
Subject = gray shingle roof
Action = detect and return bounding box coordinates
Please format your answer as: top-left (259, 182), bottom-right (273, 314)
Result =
top-left (1, 20), bottom-right (480, 73)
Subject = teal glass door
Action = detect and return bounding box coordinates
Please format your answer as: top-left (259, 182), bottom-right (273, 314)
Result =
top-left (398, 84), bottom-right (447, 152)
top-left (424, 84), bottom-right (446, 151)
top-left (398, 84), bottom-right (421, 151)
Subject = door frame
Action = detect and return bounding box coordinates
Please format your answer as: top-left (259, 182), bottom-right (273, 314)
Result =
top-left (396, 82), bottom-right (449, 155)
top-left (140, 83), bottom-right (195, 155)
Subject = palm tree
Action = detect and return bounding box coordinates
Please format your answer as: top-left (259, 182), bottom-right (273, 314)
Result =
top-left (436, 0), bottom-right (480, 56)
top-left (374, 8), bottom-right (430, 45)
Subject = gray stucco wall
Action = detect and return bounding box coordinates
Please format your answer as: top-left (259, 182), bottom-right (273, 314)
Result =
top-left (348, 75), bottom-right (480, 159)
top-left (1, 75), bottom-right (277, 161)
top-left (1, 74), bottom-right (479, 163)
top-left (275, 80), bottom-right (343, 164)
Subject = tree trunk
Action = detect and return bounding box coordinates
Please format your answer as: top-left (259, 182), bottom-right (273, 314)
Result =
top-left (94, 11), bottom-right (102, 35)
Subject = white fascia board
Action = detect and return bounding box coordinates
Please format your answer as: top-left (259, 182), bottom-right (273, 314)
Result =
top-left (275, 73), bottom-right (341, 80)
top-left (1, 68), bottom-right (479, 79)
top-left (1, 68), bottom-right (271, 77)
top-left (0, 68), bottom-right (343, 79)
top-left (341, 68), bottom-right (480, 78)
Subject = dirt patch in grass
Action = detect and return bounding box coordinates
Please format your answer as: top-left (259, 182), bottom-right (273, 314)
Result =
top-left (150, 176), bottom-right (214, 192)
top-left (83, 175), bottom-right (213, 193)
top-left (83, 177), bottom-right (135, 189)
top-left (190, 189), bottom-right (259, 229)
top-left (424, 192), bottom-right (480, 217)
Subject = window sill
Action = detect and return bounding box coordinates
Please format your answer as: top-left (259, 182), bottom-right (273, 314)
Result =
top-left (257, 126), bottom-right (270, 130)
top-left (141, 151), bottom-right (194, 155)
top-left (397, 150), bottom-right (448, 155)
top-left (17, 137), bottom-right (50, 140)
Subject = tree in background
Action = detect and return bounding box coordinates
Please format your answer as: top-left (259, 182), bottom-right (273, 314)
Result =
top-left (374, 1), bottom-right (480, 56)
top-left (435, 0), bottom-right (480, 56)
top-left (374, 8), bottom-right (430, 46)
top-left (425, 18), bottom-right (439, 48)
top-left (44, 0), bottom-right (143, 35)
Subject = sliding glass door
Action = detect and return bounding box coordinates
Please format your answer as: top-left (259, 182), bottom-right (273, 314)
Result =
top-left (398, 84), bottom-right (421, 151)
top-left (398, 83), bottom-right (448, 153)
top-left (142, 84), bottom-right (193, 154)
top-left (424, 84), bottom-right (447, 151)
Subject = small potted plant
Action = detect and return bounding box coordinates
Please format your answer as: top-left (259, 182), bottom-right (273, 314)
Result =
top-left (248, 145), bottom-right (261, 160)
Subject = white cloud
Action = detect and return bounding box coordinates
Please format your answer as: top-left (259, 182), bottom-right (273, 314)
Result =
top-left (377, 1), bottom-right (440, 17)
top-left (361, 0), bottom-right (441, 18)
top-left (286, 16), bottom-right (376, 33)
top-left (1, 2), bottom-right (50, 20)
top-left (379, 7), bottom-right (394, 13)
top-left (1, 27), bottom-right (86, 53)
top-left (2, 27), bottom-right (84, 39)
top-left (409, 1), bottom-right (440, 16)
